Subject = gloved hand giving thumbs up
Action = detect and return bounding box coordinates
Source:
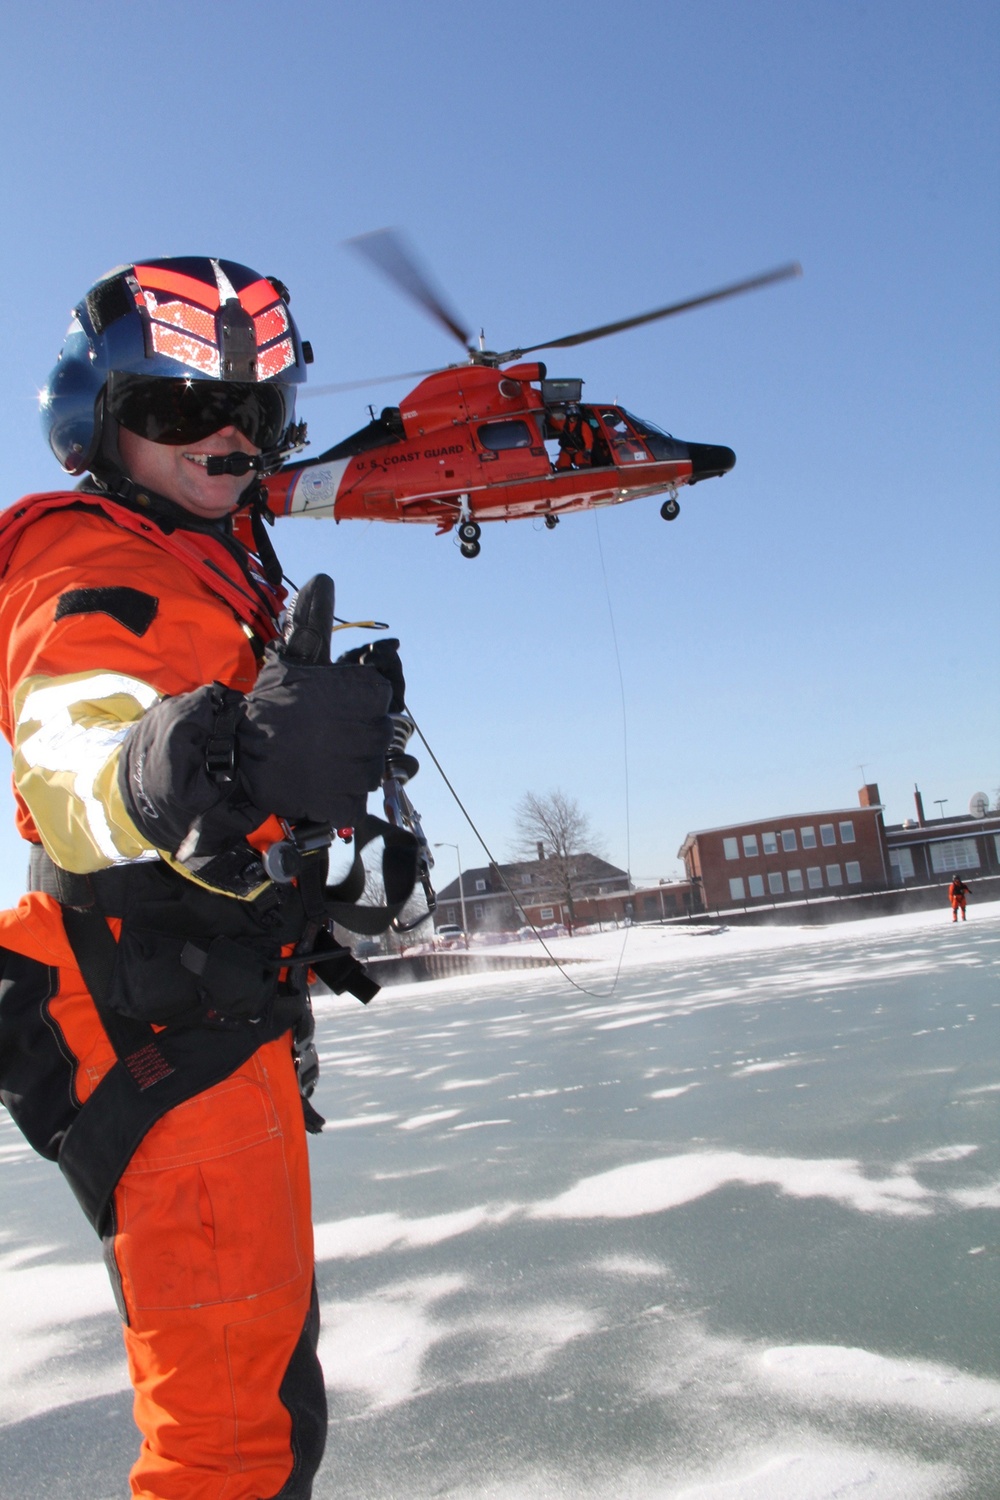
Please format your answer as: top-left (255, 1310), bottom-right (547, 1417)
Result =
top-left (239, 575), bottom-right (394, 829)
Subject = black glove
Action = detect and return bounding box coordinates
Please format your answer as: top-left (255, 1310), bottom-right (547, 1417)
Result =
top-left (238, 653), bottom-right (391, 827)
top-left (119, 683), bottom-right (264, 856)
top-left (335, 638), bottom-right (406, 714)
top-left (119, 576), bottom-right (394, 857)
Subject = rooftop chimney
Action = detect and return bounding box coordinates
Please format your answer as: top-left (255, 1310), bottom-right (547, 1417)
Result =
top-left (858, 783), bottom-right (881, 808)
top-left (914, 784), bottom-right (926, 827)
top-left (536, 841), bottom-right (545, 862)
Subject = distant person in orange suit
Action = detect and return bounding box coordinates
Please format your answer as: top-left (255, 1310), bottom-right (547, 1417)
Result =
top-left (949, 875), bottom-right (970, 921)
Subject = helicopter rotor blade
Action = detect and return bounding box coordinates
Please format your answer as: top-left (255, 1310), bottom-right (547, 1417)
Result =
top-left (494, 262), bottom-right (803, 363)
top-left (299, 367), bottom-right (442, 399)
top-left (345, 228), bottom-right (473, 352)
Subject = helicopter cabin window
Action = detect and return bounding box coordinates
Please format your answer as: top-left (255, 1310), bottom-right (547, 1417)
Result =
top-left (478, 419), bottom-right (534, 451)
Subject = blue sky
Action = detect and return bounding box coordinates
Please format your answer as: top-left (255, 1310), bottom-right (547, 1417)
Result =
top-left (0, 0), bottom-right (996, 902)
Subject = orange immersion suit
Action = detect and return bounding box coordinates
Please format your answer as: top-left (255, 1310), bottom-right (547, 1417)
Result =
top-left (0, 493), bottom-right (325, 1498)
top-left (949, 876), bottom-right (969, 921)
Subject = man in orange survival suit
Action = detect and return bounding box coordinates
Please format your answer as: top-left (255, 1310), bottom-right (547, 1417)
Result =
top-left (0, 259), bottom-right (402, 1498)
top-left (949, 875), bottom-right (970, 921)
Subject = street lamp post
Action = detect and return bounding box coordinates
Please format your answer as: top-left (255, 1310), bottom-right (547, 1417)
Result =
top-left (434, 842), bottom-right (468, 946)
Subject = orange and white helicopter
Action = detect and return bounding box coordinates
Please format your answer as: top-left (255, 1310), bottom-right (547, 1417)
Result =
top-left (262, 232), bottom-right (800, 558)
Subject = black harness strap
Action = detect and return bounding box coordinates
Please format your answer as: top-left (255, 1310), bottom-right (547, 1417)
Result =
top-left (56, 904), bottom-right (298, 1238)
top-left (322, 814), bottom-right (421, 936)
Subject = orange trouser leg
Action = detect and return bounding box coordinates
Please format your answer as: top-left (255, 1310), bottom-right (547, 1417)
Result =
top-left (107, 1035), bottom-right (325, 1500)
top-left (34, 957), bottom-right (325, 1497)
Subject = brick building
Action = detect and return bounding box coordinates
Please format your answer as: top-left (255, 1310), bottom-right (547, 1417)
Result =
top-left (884, 787), bottom-right (1000, 885)
top-left (679, 785), bottom-right (890, 911)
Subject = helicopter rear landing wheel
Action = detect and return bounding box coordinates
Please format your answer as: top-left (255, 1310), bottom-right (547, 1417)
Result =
top-left (544, 514), bottom-right (560, 530)
top-left (660, 497), bottom-right (681, 521)
top-left (460, 539), bottom-right (481, 559)
top-left (458, 521), bottom-right (481, 544)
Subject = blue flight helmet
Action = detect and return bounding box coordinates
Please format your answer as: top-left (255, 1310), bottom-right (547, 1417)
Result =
top-left (40, 257), bottom-right (313, 479)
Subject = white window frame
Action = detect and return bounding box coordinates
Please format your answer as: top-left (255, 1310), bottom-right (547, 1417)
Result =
top-left (729, 876), bottom-right (746, 901)
top-left (781, 829), bottom-right (797, 852)
top-left (762, 831), bottom-right (778, 855)
top-left (845, 861), bottom-right (862, 884)
top-left (747, 873), bottom-right (765, 898)
top-left (826, 863), bottom-right (843, 886)
top-left (742, 833), bottom-right (759, 858)
top-left (723, 837), bottom-right (739, 860)
top-left (767, 871), bottom-right (784, 895)
top-left (807, 866), bottom-right (823, 889)
top-left (539, 906), bottom-right (554, 921)
top-left (929, 839), bottom-right (980, 874)
top-left (787, 869), bottom-right (804, 892)
top-left (820, 824), bottom-right (836, 847)
top-left (801, 826), bottom-right (817, 849)
top-left (890, 847), bottom-right (915, 880)
top-left (839, 820), bottom-right (856, 843)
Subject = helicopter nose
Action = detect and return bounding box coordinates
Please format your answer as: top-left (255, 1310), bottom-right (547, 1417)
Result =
top-left (686, 442), bottom-right (736, 483)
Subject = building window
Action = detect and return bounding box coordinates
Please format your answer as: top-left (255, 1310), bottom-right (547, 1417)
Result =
top-left (445, 906), bottom-right (456, 922)
top-left (801, 827), bottom-right (817, 849)
top-left (520, 873), bottom-right (532, 886)
top-left (475, 878), bottom-right (486, 892)
top-left (787, 869), bottom-right (804, 892)
top-left (826, 864), bottom-right (843, 886)
top-left (729, 876), bottom-right (745, 901)
top-left (807, 866), bottom-right (823, 889)
top-left (723, 837), bottom-right (739, 860)
top-left (839, 820), bottom-right (855, 843)
top-left (845, 861), bottom-right (862, 884)
top-left (890, 848), bottom-right (915, 881)
top-left (768, 871), bottom-right (784, 895)
top-left (747, 873), bottom-right (765, 898)
top-left (742, 834), bottom-right (759, 858)
top-left (929, 838), bottom-right (980, 874)
top-left (781, 829), bottom-right (797, 852)
top-left (473, 902), bottom-right (484, 919)
top-left (820, 824), bottom-right (836, 846)
top-left (540, 906), bottom-right (554, 921)
top-left (762, 831), bottom-right (778, 855)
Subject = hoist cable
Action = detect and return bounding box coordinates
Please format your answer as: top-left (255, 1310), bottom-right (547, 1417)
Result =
top-left (593, 513), bottom-right (633, 994)
top-left (409, 714), bottom-right (629, 1001)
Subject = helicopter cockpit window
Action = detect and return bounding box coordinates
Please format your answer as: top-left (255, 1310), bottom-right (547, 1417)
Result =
top-left (477, 419), bottom-right (534, 451)
top-left (620, 410), bottom-right (688, 462)
top-left (595, 408), bottom-right (651, 465)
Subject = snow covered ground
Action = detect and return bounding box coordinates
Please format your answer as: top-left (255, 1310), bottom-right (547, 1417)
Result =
top-left (2, 903), bottom-right (999, 1497)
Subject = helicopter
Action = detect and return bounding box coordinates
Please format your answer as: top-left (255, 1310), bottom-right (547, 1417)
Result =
top-left (259, 232), bottom-right (801, 559)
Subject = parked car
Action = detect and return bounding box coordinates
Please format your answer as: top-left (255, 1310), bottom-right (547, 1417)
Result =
top-left (434, 924), bottom-right (466, 948)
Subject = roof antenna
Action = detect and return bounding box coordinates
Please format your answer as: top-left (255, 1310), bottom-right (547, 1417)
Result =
top-left (478, 328), bottom-right (486, 352)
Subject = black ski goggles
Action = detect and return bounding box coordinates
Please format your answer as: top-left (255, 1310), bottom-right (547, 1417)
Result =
top-left (105, 374), bottom-right (293, 450)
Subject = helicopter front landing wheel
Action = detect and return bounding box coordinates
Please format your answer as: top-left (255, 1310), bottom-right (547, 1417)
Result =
top-left (660, 496), bottom-right (681, 521)
top-left (460, 539), bottom-right (481, 559)
top-left (544, 514), bottom-right (560, 530)
top-left (458, 521), bottom-right (481, 544)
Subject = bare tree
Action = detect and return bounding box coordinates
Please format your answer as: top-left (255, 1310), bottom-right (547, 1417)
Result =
top-left (512, 790), bottom-right (604, 932)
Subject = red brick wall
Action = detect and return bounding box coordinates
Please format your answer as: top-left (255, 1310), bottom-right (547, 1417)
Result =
top-left (688, 807), bottom-right (888, 909)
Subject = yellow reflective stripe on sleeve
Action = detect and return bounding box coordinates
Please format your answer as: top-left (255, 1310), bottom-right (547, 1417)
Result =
top-left (14, 671), bottom-right (162, 870)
